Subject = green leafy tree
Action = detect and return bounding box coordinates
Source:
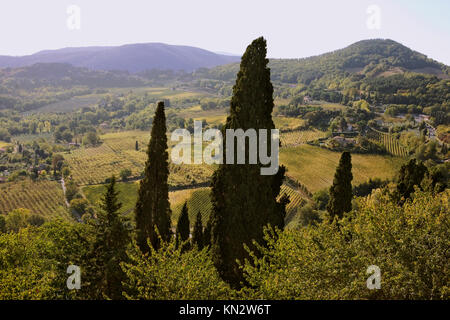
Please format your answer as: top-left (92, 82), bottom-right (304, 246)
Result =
top-left (85, 176), bottom-right (131, 299)
top-left (69, 198), bottom-right (89, 216)
top-left (395, 158), bottom-right (428, 204)
top-left (119, 168), bottom-right (132, 181)
top-left (210, 37), bottom-right (287, 286)
top-left (242, 189), bottom-right (450, 300)
top-left (135, 101), bottom-right (171, 253)
top-left (327, 151), bottom-right (353, 219)
top-left (121, 238), bottom-right (232, 300)
top-left (4, 208), bottom-right (31, 233)
top-left (82, 131), bottom-right (100, 146)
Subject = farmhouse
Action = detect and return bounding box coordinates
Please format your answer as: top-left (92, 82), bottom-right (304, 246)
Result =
top-left (303, 95), bottom-right (312, 104)
top-left (332, 136), bottom-right (355, 147)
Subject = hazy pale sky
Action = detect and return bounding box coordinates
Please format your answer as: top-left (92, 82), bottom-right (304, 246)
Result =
top-left (0, 0), bottom-right (449, 64)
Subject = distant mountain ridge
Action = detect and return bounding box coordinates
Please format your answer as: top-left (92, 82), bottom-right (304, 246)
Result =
top-left (0, 43), bottom-right (241, 72)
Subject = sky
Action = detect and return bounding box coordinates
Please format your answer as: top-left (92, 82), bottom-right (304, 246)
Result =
top-left (0, 0), bottom-right (449, 64)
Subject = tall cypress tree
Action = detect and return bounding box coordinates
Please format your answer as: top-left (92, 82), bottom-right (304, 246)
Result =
top-left (176, 202), bottom-right (190, 244)
top-left (135, 101), bottom-right (171, 253)
top-left (192, 211), bottom-right (204, 249)
top-left (203, 215), bottom-right (212, 248)
top-left (87, 175), bottom-right (130, 299)
top-left (327, 151), bottom-right (353, 219)
top-left (210, 37), bottom-right (287, 286)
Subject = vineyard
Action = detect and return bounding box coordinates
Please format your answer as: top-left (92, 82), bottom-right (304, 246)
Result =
top-left (280, 129), bottom-right (327, 147)
top-left (63, 130), bottom-right (214, 186)
top-left (170, 184), bottom-right (307, 227)
top-left (280, 144), bottom-right (404, 193)
top-left (83, 184), bottom-right (212, 227)
top-left (279, 184), bottom-right (307, 214)
top-left (0, 179), bottom-right (69, 219)
top-left (367, 127), bottom-right (408, 157)
top-left (171, 188), bottom-right (212, 226)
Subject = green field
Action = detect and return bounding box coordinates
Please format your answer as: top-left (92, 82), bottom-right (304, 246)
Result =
top-left (0, 179), bottom-right (69, 219)
top-left (280, 144), bottom-right (404, 193)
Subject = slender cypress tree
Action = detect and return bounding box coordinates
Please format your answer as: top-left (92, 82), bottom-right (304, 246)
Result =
top-left (135, 101), bottom-right (171, 253)
top-left (192, 211), bottom-right (204, 249)
top-left (327, 152), bottom-right (353, 219)
top-left (203, 216), bottom-right (212, 248)
top-left (176, 202), bottom-right (190, 244)
top-left (87, 175), bottom-right (130, 299)
top-left (210, 37), bottom-right (287, 286)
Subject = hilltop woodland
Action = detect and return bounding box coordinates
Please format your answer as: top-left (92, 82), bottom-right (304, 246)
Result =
top-left (0, 38), bottom-right (449, 299)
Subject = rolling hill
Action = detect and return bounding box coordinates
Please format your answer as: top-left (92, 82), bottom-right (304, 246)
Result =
top-left (0, 43), bottom-right (240, 72)
top-left (198, 39), bottom-right (450, 83)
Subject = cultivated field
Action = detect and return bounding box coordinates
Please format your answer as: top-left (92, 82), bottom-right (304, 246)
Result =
top-left (280, 129), bottom-right (327, 147)
top-left (0, 179), bottom-right (69, 219)
top-left (63, 130), bottom-right (214, 186)
top-left (273, 117), bottom-right (306, 131)
top-left (83, 181), bottom-right (140, 215)
top-left (83, 183), bottom-right (307, 227)
top-left (367, 128), bottom-right (409, 157)
top-left (83, 183), bottom-right (211, 226)
top-left (171, 187), bottom-right (212, 225)
top-left (280, 144), bottom-right (404, 193)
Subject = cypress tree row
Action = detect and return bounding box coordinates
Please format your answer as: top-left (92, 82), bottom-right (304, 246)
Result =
top-left (327, 151), bottom-right (353, 219)
top-left (192, 211), bottom-right (204, 249)
top-left (210, 37), bottom-right (287, 287)
top-left (176, 202), bottom-right (190, 244)
top-left (135, 101), bottom-right (171, 253)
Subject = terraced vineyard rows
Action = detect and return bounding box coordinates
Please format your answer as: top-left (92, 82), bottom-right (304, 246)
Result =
top-left (0, 179), bottom-right (69, 219)
top-left (171, 188), bottom-right (212, 225)
top-left (367, 128), bottom-right (408, 157)
top-left (170, 185), bottom-right (307, 227)
top-left (280, 129), bottom-right (327, 147)
top-left (63, 131), bottom-right (213, 186)
top-left (279, 184), bottom-right (307, 214)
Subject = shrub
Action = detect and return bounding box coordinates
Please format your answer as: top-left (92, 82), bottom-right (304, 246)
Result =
top-left (242, 189), bottom-right (450, 299)
top-left (122, 239), bottom-right (232, 300)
